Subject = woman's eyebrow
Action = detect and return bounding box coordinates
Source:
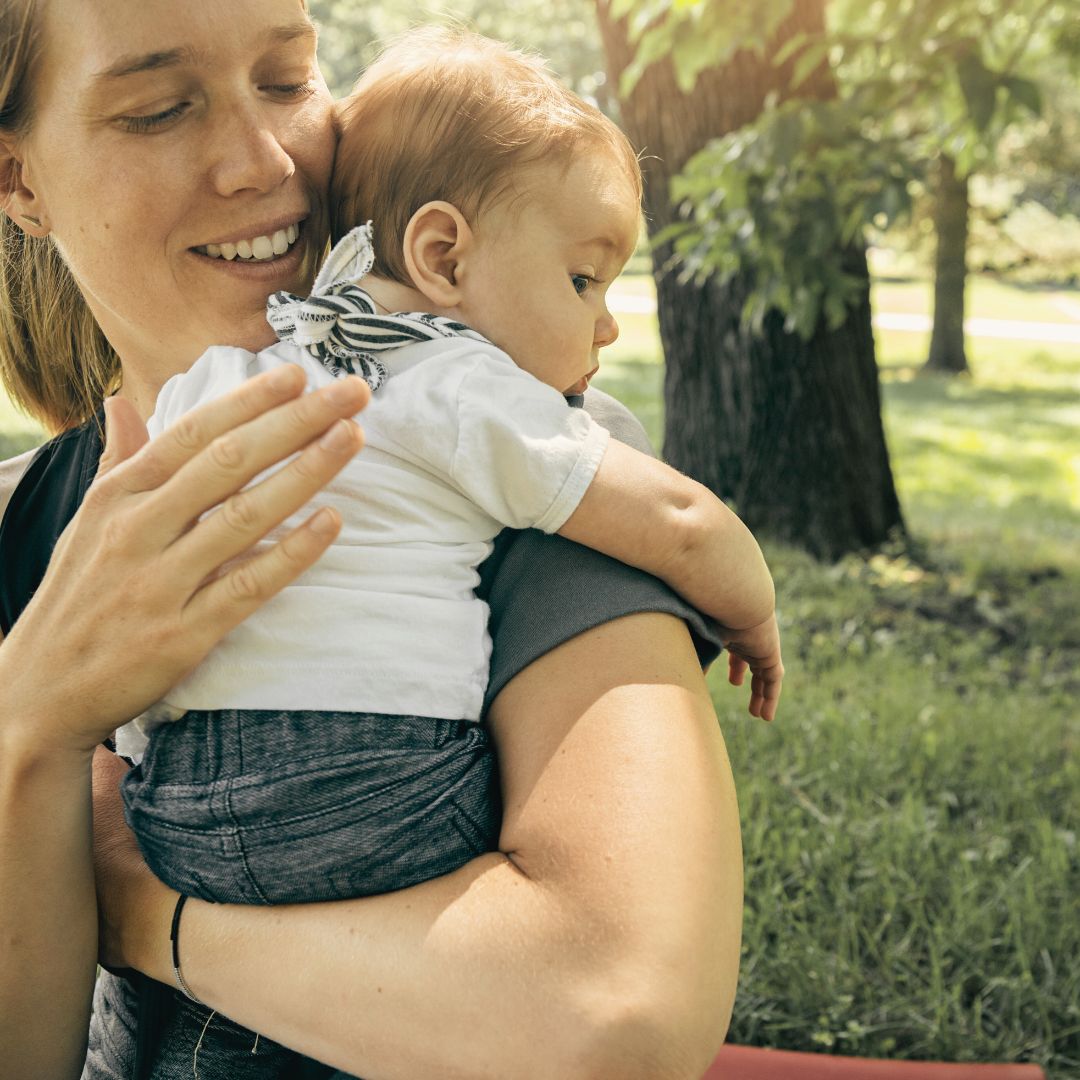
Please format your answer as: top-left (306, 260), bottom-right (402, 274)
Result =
top-left (265, 19), bottom-right (319, 49)
top-left (92, 47), bottom-right (203, 83)
top-left (91, 21), bottom-right (316, 84)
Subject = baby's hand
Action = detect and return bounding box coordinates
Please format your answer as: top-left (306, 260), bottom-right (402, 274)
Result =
top-left (724, 613), bottom-right (784, 722)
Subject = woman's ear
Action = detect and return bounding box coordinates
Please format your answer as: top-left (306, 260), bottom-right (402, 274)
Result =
top-left (402, 201), bottom-right (473, 308)
top-left (0, 138), bottom-right (49, 237)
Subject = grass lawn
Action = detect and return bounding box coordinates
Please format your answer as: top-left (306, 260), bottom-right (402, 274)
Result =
top-left (593, 274), bottom-right (1079, 1076)
top-left (3, 273), bottom-right (1078, 1074)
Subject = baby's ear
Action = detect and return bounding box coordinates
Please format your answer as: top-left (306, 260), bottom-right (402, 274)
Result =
top-left (402, 201), bottom-right (472, 307)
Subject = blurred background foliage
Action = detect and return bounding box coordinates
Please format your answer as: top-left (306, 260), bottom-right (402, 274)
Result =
top-left (309, 0), bottom-right (609, 100)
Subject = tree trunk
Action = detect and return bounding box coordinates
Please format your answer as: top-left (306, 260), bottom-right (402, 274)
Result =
top-left (595, 0), bottom-right (905, 561)
top-left (924, 153), bottom-right (970, 374)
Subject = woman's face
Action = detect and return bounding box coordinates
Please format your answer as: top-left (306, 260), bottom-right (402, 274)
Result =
top-left (19, 0), bottom-right (336, 387)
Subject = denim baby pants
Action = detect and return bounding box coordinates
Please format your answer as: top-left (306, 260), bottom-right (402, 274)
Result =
top-left (116, 708), bottom-right (501, 1079)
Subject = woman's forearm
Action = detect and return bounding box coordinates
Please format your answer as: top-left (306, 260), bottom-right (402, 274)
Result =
top-left (124, 614), bottom-right (742, 1079)
top-left (175, 855), bottom-right (631, 1078)
top-left (0, 705), bottom-right (97, 1080)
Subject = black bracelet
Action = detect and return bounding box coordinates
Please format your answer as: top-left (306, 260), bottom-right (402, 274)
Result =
top-left (169, 894), bottom-right (205, 1005)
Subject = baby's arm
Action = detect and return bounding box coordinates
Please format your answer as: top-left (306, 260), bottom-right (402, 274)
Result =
top-left (558, 439), bottom-right (783, 720)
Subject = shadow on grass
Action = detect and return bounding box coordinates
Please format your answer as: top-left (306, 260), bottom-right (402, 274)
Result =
top-left (883, 378), bottom-right (1079, 415)
top-left (981, 275), bottom-right (1080, 294)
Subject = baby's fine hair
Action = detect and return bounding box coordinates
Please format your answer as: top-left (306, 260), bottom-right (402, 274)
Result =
top-left (332, 27), bottom-right (643, 285)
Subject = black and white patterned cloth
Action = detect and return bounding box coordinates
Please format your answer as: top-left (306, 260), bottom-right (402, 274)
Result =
top-left (266, 222), bottom-right (490, 391)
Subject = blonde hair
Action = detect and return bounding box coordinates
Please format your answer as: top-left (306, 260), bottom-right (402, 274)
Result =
top-left (332, 27), bottom-right (642, 285)
top-left (0, 0), bottom-right (120, 433)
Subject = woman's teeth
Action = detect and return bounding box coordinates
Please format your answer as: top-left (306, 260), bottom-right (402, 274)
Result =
top-left (201, 224), bottom-right (300, 261)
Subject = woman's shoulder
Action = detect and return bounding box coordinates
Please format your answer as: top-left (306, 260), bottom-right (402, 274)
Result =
top-left (479, 388), bottom-right (721, 712)
top-left (0, 447), bottom-right (39, 524)
top-left (0, 422), bottom-right (100, 635)
top-left (578, 387), bottom-right (653, 455)
top-left (0, 419), bottom-right (100, 519)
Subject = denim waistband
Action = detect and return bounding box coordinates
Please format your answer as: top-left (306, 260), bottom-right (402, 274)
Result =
top-left (142, 709), bottom-right (485, 786)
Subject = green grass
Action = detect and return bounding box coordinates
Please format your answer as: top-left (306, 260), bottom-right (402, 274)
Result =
top-left (592, 272), bottom-right (1079, 1075)
top-left (716, 546), bottom-right (1078, 1072)
top-left (4, 273), bottom-right (1078, 1074)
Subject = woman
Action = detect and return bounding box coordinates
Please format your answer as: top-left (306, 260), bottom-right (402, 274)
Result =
top-left (0, 1), bottom-right (743, 1077)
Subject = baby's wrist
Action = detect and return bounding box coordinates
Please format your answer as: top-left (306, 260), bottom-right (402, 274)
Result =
top-left (722, 606), bottom-right (776, 635)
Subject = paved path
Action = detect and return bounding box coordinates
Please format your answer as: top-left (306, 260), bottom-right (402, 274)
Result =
top-left (607, 294), bottom-right (1080, 345)
top-left (872, 312), bottom-right (1080, 344)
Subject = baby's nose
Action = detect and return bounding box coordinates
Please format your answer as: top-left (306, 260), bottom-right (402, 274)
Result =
top-left (595, 312), bottom-right (620, 348)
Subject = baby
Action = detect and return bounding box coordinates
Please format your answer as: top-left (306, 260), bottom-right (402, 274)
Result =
top-left (116, 27), bottom-right (783, 1077)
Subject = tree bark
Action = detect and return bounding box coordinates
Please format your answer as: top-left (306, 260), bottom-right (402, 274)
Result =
top-left (924, 153), bottom-right (970, 374)
top-left (595, 0), bottom-right (905, 561)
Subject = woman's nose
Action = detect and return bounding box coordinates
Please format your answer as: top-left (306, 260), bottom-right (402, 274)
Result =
top-left (208, 105), bottom-right (296, 196)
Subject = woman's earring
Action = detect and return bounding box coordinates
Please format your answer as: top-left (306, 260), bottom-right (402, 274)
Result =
top-left (20, 213), bottom-right (42, 228)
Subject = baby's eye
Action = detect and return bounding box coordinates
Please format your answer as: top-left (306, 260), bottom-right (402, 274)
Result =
top-left (571, 274), bottom-right (591, 295)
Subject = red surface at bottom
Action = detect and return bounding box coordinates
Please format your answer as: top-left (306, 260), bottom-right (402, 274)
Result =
top-left (704, 1045), bottom-right (1046, 1080)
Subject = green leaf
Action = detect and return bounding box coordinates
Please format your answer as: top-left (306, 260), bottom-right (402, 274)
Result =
top-left (671, 26), bottom-right (722, 92)
top-left (1002, 75), bottom-right (1042, 118)
top-left (790, 41), bottom-right (830, 90)
top-left (608, 0), bottom-right (639, 20)
top-left (954, 49), bottom-right (998, 135)
top-left (618, 17), bottom-right (675, 94)
top-left (771, 109), bottom-right (805, 168)
top-left (772, 31), bottom-right (811, 68)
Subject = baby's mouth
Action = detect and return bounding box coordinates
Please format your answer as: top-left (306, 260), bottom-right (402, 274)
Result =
top-left (565, 366), bottom-right (599, 396)
top-left (195, 224), bottom-right (301, 262)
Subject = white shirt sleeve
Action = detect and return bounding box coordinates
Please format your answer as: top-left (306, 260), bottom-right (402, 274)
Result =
top-left (447, 349), bottom-right (610, 533)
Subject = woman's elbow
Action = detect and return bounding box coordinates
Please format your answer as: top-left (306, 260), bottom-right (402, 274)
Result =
top-left (561, 967), bottom-right (732, 1080)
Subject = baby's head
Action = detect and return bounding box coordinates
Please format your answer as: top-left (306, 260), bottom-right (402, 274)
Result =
top-left (331, 28), bottom-right (643, 395)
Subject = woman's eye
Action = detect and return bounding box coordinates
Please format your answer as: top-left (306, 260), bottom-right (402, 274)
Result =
top-left (571, 274), bottom-right (591, 295)
top-left (265, 81), bottom-right (317, 100)
top-left (118, 103), bottom-right (190, 134)
top-left (116, 79), bottom-right (314, 134)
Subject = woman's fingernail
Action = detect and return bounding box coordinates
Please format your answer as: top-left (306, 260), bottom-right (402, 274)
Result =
top-left (320, 419), bottom-right (357, 451)
top-left (326, 377), bottom-right (363, 405)
top-left (309, 508), bottom-right (338, 536)
top-left (268, 365), bottom-right (300, 390)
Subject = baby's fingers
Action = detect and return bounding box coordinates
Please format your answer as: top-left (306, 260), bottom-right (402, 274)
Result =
top-left (728, 654), bottom-right (748, 687)
top-left (749, 663), bottom-right (784, 723)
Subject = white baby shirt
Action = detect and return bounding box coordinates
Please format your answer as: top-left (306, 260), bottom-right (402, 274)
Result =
top-left (114, 335), bottom-right (609, 759)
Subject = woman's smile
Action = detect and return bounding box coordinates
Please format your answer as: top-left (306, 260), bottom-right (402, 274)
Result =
top-left (195, 221), bottom-right (302, 261)
top-left (189, 212), bottom-right (313, 283)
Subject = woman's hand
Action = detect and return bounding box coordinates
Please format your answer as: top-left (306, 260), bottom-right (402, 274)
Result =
top-left (0, 367), bottom-right (369, 754)
top-left (91, 746), bottom-right (175, 974)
